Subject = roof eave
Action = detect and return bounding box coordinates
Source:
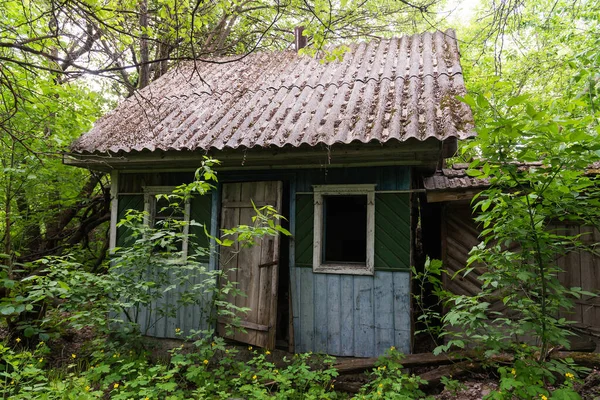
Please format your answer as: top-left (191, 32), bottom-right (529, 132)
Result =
top-left (64, 138), bottom-right (449, 172)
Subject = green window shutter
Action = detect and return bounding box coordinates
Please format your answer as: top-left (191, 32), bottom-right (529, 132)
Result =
top-left (374, 193), bottom-right (410, 271)
top-left (116, 195), bottom-right (144, 247)
top-left (295, 194), bottom-right (314, 268)
top-left (189, 194), bottom-right (212, 263)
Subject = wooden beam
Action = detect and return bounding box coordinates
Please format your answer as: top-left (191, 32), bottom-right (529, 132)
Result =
top-left (426, 189), bottom-right (481, 203)
top-left (333, 352), bottom-right (468, 374)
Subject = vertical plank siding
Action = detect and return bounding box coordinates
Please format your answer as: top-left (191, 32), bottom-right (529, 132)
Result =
top-left (291, 166), bottom-right (412, 357)
top-left (115, 173), bottom-right (214, 339)
top-left (292, 269), bottom-right (412, 355)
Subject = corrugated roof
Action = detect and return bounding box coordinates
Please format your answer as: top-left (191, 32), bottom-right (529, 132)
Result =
top-left (71, 29), bottom-right (474, 154)
top-left (424, 161), bottom-right (600, 192)
top-left (423, 163), bottom-right (490, 191)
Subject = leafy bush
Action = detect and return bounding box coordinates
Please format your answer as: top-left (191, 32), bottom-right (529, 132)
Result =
top-left (357, 346), bottom-right (431, 400)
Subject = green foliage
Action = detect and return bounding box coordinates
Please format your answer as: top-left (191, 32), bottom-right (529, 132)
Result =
top-left (1, 159), bottom-right (310, 399)
top-left (412, 258), bottom-right (447, 343)
top-left (2, 337), bottom-right (343, 399)
top-left (357, 347), bottom-right (431, 399)
top-left (440, 375), bottom-right (467, 397)
top-left (433, 2), bottom-right (600, 394)
top-left (483, 346), bottom-right (583, 400)
top-left (0, 254), bottom-right (115, 344)
top-left (448, 94), bottom-right (600, 356)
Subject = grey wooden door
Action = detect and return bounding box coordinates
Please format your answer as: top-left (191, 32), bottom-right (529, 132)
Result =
top-left (217, 181), bottom-right (282, 349)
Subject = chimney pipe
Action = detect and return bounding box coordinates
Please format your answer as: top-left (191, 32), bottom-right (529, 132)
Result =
top-left (294, 26), bottom-right (307, 52)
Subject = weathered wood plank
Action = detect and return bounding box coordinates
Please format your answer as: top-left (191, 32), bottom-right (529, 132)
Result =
top-left (334, 351), bottom-right (468, 374)
top-left (340, 275), bottom-right (355, 356)
top-left (354, 276), bottom-right (375, 357)
top-left (327, 274), bottom-right (342, 356)
top-left (374, 272), bottom-right (395, 355)
top-left (298, 267), bottom-right (315, 353)
top-left (393, 272), bottom-right (411, 353)
top-left (314, 272), bottom-right (329, 353)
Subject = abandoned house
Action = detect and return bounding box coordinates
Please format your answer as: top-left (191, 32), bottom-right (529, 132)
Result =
top-left (66, 29), bottom-right (475, 358)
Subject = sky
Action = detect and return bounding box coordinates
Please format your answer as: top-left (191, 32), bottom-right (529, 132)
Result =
top-left (444, 0), bottom-right (480, 24)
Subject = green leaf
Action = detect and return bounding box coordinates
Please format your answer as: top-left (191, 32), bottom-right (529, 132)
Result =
top-left (23, 326), bottom-right (36, 337)
top-left (506, 94), bottom-right (530, 107)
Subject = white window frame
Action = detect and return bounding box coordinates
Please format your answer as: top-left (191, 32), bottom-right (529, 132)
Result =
top-left (312, 184), bottom-right (375, 276)
top-left (143, 186), bottom-right (191, 257)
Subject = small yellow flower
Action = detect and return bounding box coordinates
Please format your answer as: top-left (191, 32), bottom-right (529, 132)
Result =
top-left (377, 391), bottom-right (382, 396)
top-left (71, 354), bottom-right (77, 359)
top-left (10, 380), bottom-right (14, 385)
top-left (203, 359), bottom-right (209, 365)
top-left (274, 369), bottom-right (279, 374)
top-left (330, 383), bottom-right (334, 389)
top-left (113, 383), bottom-right (119, 389)
top-left (390, 346), bottom-right (396, 351)
top-left (15, 338), bottom-right (21, 343)
top-left (566, 372), bottom-right (575, 379)
top-left (378, 383), bottom-right (383, 388)
top-left (252, 375), bottom-right (257, 380)
top-left (540, 395), bottom-right (548, 400)
top-left (511, 368), bottom-right (516, 375)
top-left (85, 386), bottom-right (90, 392)
top-left (265, 350), bottom-right (271, 355)
top-left (248, 346), bottom-right (253, 350)
top-left (175, 328), bottom-right (181, 333)
top-left (38, 341), bottom-right (44, 346)
top-left (145, 398), bottom-right (149, 400)
top-left (113, 354), bottom-right (117, 358)
top-left (211, 342), bottom-right (216, 347)
top-left (39, 358), bottom-right (43, 362)
top-left (225, 349), bottom-right (229, 354)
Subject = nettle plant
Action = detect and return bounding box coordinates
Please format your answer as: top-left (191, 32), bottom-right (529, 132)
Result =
top-left (438, 93), bottom-right (599, 399)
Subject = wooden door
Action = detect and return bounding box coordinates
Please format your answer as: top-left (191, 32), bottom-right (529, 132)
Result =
top-left (217, 181), bottom-right (282, 349)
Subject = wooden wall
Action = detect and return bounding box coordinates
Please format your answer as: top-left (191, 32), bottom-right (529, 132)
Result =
top-left (442, 202), bottom-right (600, 333)
top-left (555, 225), bottom-right (600, 330)
top-left (291, 268), bottom-right (411, 356)
top-left (114, 173), bottom-right (214, 338)
top-left (292, 167), bottom-right (413, 357)
top-left (114, 166), bottom-right (415, 355)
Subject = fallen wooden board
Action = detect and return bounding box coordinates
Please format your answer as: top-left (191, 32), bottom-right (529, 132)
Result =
top-left (334, 352), bottom-right (470, 374)
top-left (552, 352), bottom-right (600, 368)
top-left (333, 351), bottom-right (600, 375)
top-left (419, 361), bottom-right (482, 386)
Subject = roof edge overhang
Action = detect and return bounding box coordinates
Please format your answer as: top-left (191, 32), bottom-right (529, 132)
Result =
top-left (65, 137), bottom-right (451, 173)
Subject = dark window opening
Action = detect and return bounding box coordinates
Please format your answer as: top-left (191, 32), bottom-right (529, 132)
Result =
top-left (154, 196), bottom-right (184, 223)
top-left (323, 195), bottom-right (367, 263)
